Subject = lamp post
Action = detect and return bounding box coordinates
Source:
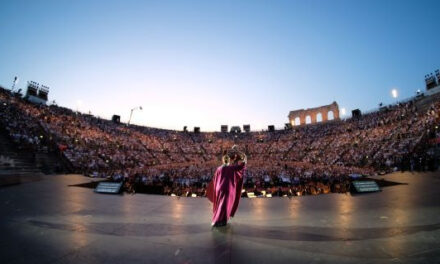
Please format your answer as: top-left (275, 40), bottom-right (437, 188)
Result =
top-left (128, 106), bottom-right (142, 125)
top-left (11, 76), bottom-right (18, 92)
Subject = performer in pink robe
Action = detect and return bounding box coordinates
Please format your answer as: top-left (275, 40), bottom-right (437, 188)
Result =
top-left (207, 147), bottom-right (246, 227)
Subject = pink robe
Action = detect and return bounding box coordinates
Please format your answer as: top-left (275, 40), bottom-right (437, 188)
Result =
top-left (207, 163), bottom-right (246, 224)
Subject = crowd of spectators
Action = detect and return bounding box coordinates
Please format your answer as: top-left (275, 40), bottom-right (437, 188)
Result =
top-left (1, 87), bottom-right (439, 197)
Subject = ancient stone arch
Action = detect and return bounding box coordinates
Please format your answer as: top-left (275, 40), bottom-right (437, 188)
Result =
top-left (288, 101), bottom-right (340, 126)
top-left (316, 112), bottom-right (323, 122)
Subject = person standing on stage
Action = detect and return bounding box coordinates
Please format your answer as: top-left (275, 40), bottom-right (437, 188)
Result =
top-left (207, 146), bottom-right (247, 227)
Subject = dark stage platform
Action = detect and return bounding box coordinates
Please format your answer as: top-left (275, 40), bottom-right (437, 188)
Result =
top-left (1, 171), bottom-right (440, 263)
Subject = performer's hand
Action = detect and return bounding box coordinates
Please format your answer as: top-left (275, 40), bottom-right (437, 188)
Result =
top-left (241, 153), bottom-right (247, 164)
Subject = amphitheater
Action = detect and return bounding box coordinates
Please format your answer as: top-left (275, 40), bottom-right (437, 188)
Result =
top-left (1, 85), bottom-right (440, 263)
top-left (1, 85), bottom-right (439, 195)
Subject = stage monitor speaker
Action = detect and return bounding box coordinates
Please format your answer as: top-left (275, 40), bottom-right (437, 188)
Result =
top-left (95, 182), bottom-right (123, 194)
top-left (351, 180), bottom-right (380, 193)
top-left (194, 127), bottom-right (200, 133)
top-left (352, 109), bottom-right (361, 119)
top-left (112, 115), bottom-right (121, 124)
top-left (243, 124), bottom-right (250, 133)
top-left (268, 125), bottom-right (275, 132)
top-left (221, 125), bottom-right (228, 133)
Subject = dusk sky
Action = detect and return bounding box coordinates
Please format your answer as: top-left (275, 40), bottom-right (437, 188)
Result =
top-left (1, 0), bottom-right (439, 131)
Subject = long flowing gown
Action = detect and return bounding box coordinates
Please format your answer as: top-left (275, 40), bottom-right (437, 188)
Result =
top-left (207, 163), bottom-right (246, 225)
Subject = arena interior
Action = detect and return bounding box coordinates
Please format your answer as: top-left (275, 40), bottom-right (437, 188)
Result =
top-left (1, 72), bottom-right (440, 263)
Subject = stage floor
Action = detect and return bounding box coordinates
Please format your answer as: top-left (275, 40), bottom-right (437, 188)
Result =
top-left (1, 171), bottom-right (440, 264)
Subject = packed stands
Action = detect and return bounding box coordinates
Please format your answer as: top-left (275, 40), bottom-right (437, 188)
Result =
top-left (0, 87), bottom-right (439, 196)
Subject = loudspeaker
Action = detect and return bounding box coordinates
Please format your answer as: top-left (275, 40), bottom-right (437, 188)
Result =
top-left (194, 127), bottom-right (200, 133)
top-left (112, 115), bottom-right (121, 124)
top-left (221, 125), bottom-right (228, 133)
top-left (230, 126), bottom-right (241, 133)
top-left (268, 125), bottom-right (275, 132)
top-left (352, 109), bottom-right (361, 119)
top-left (37, 89), bottom-right (48, 100)
top-left (243, 124), bottom-right (250, 133)
top-left (183, 126), bottom-right (187, 132)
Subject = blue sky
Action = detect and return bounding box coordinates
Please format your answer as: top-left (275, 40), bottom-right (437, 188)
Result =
top-left (0, 0), bottom-right (439, 131)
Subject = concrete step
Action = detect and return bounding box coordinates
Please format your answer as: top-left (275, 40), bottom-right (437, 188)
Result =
top-left (0, 169), bottom-right (42, 174)
top-left (0, 165), bottom-right (41, 170)
top-left (0, 166), bottom-right (41, 170)
top-left (0, 129), bottom-right (68, 175)
top-left (0, 173), bottom-right (45, 186)
top-left (2, 161), bottom-right (36, 166)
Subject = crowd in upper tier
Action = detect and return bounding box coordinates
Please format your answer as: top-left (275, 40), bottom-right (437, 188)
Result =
top-left (1, 87), bottom-right (439, 196)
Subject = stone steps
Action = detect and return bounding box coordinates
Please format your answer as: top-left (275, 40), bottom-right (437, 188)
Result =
top-left (0, 131), bottom-right (47, 185)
